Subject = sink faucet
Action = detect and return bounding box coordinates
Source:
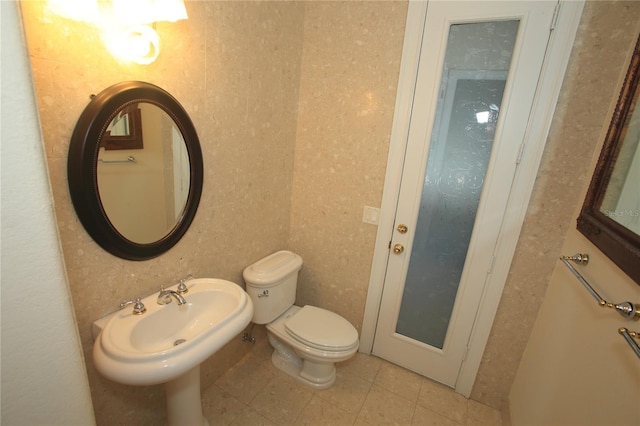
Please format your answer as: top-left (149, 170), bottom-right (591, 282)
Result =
top-left (157, 286), bottom-right (187, 305)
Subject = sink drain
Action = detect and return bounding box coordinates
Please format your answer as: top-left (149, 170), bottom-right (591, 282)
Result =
top-left (173, 339), bottom-right (186, 346)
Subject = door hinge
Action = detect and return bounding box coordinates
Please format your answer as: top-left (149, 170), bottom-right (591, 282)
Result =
top-left (487, 254), bottom-right (497, 275)
top-left (461, 345), bottom-right (470, 363)
top-left (550, 2), bottom-right (560, 31)
top-left (516, 143), bottom-right (526, 165)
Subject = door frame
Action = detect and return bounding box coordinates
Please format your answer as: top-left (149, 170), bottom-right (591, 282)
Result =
top-left (360, 0), bottom-right (585, 397)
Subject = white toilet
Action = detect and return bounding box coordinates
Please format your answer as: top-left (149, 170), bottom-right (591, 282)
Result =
top-left (243, 250), bottom-right (359, 389)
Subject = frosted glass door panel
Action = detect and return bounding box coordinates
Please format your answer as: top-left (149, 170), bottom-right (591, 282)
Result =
top-left (395, 21), bottom-right (519, 349)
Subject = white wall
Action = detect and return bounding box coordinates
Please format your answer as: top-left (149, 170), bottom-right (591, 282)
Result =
top-left (0, 1), bottom-right (95, 424)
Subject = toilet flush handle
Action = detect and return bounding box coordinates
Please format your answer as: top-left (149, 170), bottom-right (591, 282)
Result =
top-left (258, 290), bottom-right (269, 298)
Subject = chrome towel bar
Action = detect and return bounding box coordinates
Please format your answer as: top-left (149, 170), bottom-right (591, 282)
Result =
top-left (619, 328), bottom-right (640, 359)
top-left (98, 156), bottom-right (136, 164)
top-left (561, 253), bottom-right (640, 359)
top-left (559, 254), bottom-right (640, 321)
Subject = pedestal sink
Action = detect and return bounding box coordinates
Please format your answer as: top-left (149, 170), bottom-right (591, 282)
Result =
top-left (93, 278), bottom-right (253, 426)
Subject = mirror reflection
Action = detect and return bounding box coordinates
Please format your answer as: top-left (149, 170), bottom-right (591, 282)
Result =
top-left (599, 84), bottom-right (640, 235)
top-left (107, 109), bottom-right (132, 137)
top-left (97, 102), bottom-right (191, 244)
top-left (102, 105), bottom-right (144, 150)
top-left (577, 34), bottom-right (640, 284)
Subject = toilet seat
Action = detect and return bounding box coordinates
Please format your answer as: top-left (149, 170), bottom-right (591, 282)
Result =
top-left (284, 306), bottom-right (358, 352)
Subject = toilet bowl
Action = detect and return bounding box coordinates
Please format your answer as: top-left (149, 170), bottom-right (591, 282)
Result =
top-left (243, 251), bottom-right (359, 389)
top-left (267, 305), bottom-right (358, 388)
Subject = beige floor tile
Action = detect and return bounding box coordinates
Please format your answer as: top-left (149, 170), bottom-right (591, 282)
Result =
top-left (374, 361), bottom-right (424, 402)
top-left (315, 369), bottom-right (372, 415)
top-left (337, 352), bottom-right (383, 382)
top-left (296, 395), bottom-right (357, 425)
top-left (230, 406), bottom-right (277, 426)
top-left (417, 380), bottom-right (467, 424)
top-left (357, 384), bottom-right (415, 425)
top-left (465, 400), bottom-right (501, 426)
top-left (202, 385), bottom-right (247, 426)
top-left (215, 353), bottom-right (275, 404)
top-left (412, 405), bottom-right (462, 426)
top-left (251, 331), bottom-right (274, 360)
top-left (206, 350), bottom-right (507, 426)
top-left (250, 374), bottom-right (315, 424)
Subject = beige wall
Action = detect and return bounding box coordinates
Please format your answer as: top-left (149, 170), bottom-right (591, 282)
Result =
top-left (472, 1), bottom-right (640, 408)
top-left (19, 1), bottom-right (640, 424)
top-left (508, 5), bottom-right (640, 423)
top-left (510, 231), bottom-right (640, 425)
top-left (289, 1), bottom-right (408, 331)
top-left (21, 1), bottom-right (305, 424)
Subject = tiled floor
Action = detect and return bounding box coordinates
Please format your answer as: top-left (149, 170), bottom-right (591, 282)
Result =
top-left (202, 340), bottom-right (502, 425)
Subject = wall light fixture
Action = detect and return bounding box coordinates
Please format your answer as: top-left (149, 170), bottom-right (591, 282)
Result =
top-left (46, 0), bottom-right (188, 64)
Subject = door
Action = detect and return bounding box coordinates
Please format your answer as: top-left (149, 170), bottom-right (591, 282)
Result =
top-left (372, 1), bottom-right (558, 386)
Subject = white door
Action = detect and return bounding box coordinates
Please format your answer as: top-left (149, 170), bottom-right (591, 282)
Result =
top-left (372, 1), bottom-right (558, 387)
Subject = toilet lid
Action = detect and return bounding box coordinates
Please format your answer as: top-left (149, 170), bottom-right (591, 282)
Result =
top-left (285, 306), bottom-right (358, 351)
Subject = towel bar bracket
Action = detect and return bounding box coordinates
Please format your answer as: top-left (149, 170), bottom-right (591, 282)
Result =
top-left (603, 301), bottom-right (640, 321)
top-left (560, 253), bottom-right (589, 265)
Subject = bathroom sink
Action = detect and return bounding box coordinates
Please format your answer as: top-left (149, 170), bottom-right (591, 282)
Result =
top-left (93, 278), bottom-right (253, 386)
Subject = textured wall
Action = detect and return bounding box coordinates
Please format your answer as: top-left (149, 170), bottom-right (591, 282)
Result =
top-left (289, 1), bottom-right (408, 330)
top-left (471, 1), bottom-right (640, 409)
top-left (22, 0), bottom-right (639, 420)
top-left (288, 0), bottom-right (640, 412)
top-left (21, 1), bottom-right (305, 424)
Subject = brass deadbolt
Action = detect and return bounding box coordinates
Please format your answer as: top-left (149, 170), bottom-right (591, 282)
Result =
top-left (397, 224), bottom-right (408, 234)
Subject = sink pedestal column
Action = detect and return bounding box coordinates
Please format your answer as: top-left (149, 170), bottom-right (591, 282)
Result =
top-left (165, 366), bottom-right (209, 426)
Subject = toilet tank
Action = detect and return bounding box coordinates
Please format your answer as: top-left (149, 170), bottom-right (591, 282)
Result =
top-left (242, 250), bottom-right (303, 324)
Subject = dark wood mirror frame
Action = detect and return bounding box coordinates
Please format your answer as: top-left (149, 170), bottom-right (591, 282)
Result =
top-left (68, 81), bottom-right (203, 260)
top-left (577, 35), bottom-right (640, 285)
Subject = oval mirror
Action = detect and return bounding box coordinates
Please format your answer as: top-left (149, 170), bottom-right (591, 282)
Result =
top-left (68, 81), bottom-right (203, 260)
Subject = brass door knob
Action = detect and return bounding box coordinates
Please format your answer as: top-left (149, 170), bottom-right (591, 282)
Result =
top-left (393, 244), bottom-right (405, 254)
top-left (397, 224), bottom-right (408, 234)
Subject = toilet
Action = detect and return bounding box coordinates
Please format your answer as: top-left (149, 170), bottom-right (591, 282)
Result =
top-left (243, 250), bottom-right (359, 389)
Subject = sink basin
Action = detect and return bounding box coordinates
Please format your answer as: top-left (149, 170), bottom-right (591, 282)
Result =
top-left (93, 278), bottom-right (253, 386)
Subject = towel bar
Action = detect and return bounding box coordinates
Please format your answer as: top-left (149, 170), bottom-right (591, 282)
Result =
top-left (559, 254), bottom-right (640, 321)
top-left (98, 156), bottom-right (136, 164)
top-left (561, 254), bottom-right (640, 360)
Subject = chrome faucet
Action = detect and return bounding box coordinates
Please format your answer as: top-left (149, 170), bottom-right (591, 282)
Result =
top-left (157, 286), bottom-right (187, 305)
top-left (120, 297), bottom-right (146, 315)
top-left (177, 274), bottom-right (194, 294)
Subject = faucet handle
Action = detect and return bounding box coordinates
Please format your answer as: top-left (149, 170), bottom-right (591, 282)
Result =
top-left (119, 297), bottom-right (146, 315)
top-left (177, 274), bottom-right (194, 294)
